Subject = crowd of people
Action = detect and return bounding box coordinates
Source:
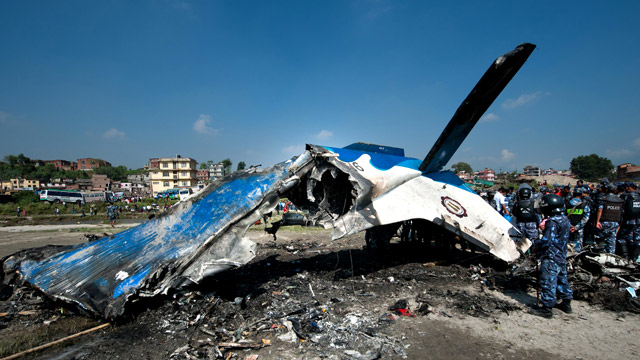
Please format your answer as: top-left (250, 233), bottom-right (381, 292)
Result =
top-left (483, 180), bottom-right (639, 318)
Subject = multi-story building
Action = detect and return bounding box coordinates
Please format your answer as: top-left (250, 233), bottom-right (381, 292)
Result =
top-left (91, 174), bottom-right (111, 190)
top-left (474, 168), bottom-right (495, 182)
top-left (149, 155), bottom-right (198, 195)
top-left (523, 165), bottom-right (541, 177)
top-left (618, 163), bottom-right (640, 179)
top-left (43, 160), bottom-right (78, 171)
top-left (208, 163), bottom-right (226, 180)
top-left (196, 170), bottom-right (210, 181)
top-left (1, 178), bottom-right (41, 191)
top-left (456, 171), bottom-right (472, 181)
top-left (77, 158), bottom-right (111, 170)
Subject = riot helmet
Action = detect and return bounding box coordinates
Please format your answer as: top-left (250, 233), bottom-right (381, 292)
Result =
top-left (518, 187), bottom-right (532, 200)
top-left (540, 194), bottom-right (565, 216)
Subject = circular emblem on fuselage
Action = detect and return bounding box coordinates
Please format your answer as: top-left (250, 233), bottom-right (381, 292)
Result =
top-left (441, 196), bottom-right (467, 218)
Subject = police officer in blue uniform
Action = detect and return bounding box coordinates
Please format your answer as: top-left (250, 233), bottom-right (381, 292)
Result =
top-left (566, 188), bottom-right (590, 252)
top-left (619, 183), bottom-right (640, 261)
top-left (512, 184), bottom-right (540, 242)
top-left (595, 184), bottom-right (623, 254)
top-left (531, 194), bottom-right (573, 318)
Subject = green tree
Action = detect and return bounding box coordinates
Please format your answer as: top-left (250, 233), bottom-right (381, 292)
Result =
top-left (237, 161), bottom-right (246, 171)
top-left (451, 162), bottom-right (473, 174)
top-left (4, 153), bottom-right (31, 167)
top-left (221, 158), bottom-right (232, 174)
top-left (570, 154), bottom-right (614, 180)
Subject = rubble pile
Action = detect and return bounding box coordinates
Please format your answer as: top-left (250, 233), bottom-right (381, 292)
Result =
top-left (567, 251), bottom-right (640, 313)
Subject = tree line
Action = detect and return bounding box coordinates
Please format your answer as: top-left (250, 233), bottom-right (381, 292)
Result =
top-left (1, 154), bottom-right (143, 183)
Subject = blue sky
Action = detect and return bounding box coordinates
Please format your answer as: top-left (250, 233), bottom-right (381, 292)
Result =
top-left (1, 1), bottom-right (639, 172)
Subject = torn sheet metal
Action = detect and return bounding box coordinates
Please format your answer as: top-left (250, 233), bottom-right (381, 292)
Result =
top-left (8, 43), bottom-right (535, 319)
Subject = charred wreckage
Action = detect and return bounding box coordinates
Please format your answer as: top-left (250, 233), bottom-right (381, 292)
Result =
top-left (3, 44), bottom-right (536, 319)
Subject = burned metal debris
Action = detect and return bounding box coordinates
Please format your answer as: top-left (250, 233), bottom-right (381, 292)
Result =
top-left (3, 44), bottom-right (536, 319)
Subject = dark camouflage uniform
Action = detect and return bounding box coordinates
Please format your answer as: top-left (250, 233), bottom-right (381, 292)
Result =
top-left (535, 214), bottom-right (573, 308)
top-left (517, 222), bottom-right (539, 242)
top-left (618, 222), bottom-right (640, 261)
top-left (599, 221), bottom-right (619, 254)
top-left (619, 191), bottom-right (640, 261)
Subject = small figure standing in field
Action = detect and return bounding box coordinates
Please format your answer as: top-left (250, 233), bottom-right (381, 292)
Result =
top-left (106, 205), bottom-right (117, 228)
top-left (55, 207), bottom-right (60, 216)
top-left (16, 206), bottom-right (20, 217)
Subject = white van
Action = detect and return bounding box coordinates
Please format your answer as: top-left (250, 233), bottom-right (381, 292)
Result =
top-left (178, 188), bottom-right (193, 201)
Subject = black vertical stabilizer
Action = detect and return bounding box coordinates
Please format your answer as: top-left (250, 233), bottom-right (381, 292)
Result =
top-left (419, 43), bottom-right (536, 173)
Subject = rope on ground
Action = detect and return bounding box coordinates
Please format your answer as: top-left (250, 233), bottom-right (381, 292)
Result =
top-left (0, 323), bottom-right (110, 360)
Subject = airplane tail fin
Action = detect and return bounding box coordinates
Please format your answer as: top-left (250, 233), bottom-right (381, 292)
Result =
top-left (419, 43), bottom-right (536, 174)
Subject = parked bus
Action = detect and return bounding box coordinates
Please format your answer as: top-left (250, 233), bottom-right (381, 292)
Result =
top-left (84, 191), bottom-right (115, 203)
top-left (39, 189), bottom-right (84, 205)
top-left (83, 191), bottom-right (107, 203)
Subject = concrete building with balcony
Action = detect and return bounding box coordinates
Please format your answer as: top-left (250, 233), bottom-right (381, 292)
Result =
top-left (474, 168), bottom-right (496, 182)
top-left (196, 170), bottom-right (210, 181)
top-left (149, 156), bottom-right (198, 195)
top-left (523, 165), bottom-right (541, 177)
top-left (1, 178), bottom-right (41, 191)
top-left (208, 163), bottom-right (226, 180)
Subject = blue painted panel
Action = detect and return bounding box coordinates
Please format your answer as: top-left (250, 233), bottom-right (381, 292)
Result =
top-left (323, 146), bottom-right (421, 171)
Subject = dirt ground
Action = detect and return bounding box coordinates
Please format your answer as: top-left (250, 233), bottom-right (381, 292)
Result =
top-left (0, 224), bottom-right (638, 359)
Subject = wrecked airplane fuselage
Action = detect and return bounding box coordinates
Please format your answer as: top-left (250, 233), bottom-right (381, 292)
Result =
top-left (7, 43), bottom-right (535, 319)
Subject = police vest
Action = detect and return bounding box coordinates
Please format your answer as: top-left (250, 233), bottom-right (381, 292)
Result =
top-left (623, 191), bottom-right (640, 219)
top-left (514, 199), bottom-right (537, 222)
top-left (566, 199), bottom-right (586, 226)
top-left (600, 195), bottom-right (623, 222)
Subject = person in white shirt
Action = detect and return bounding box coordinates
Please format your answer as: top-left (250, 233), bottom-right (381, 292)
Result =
top-left (493, 187), bottom-right (510, 216)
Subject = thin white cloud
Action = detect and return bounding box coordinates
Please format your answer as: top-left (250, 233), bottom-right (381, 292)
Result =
top-left (193, 114), bottom-right (219, 135)
top-left (501, 91), bottom-right (550, 109)
top-left (314, 130), bottom-right (333, 140)
top-left (282, 144), bottom-right (304, 155)
top-left (501, 149), bottom-right (515, 161)
top-left (634, 138), bottom-right (640, 148)
top-left (605, 148), bottom-right (634, 158)
top-left (102, 128), bottom-right (125, 140)
top-left (480, 113), bottom-right (499, 123)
